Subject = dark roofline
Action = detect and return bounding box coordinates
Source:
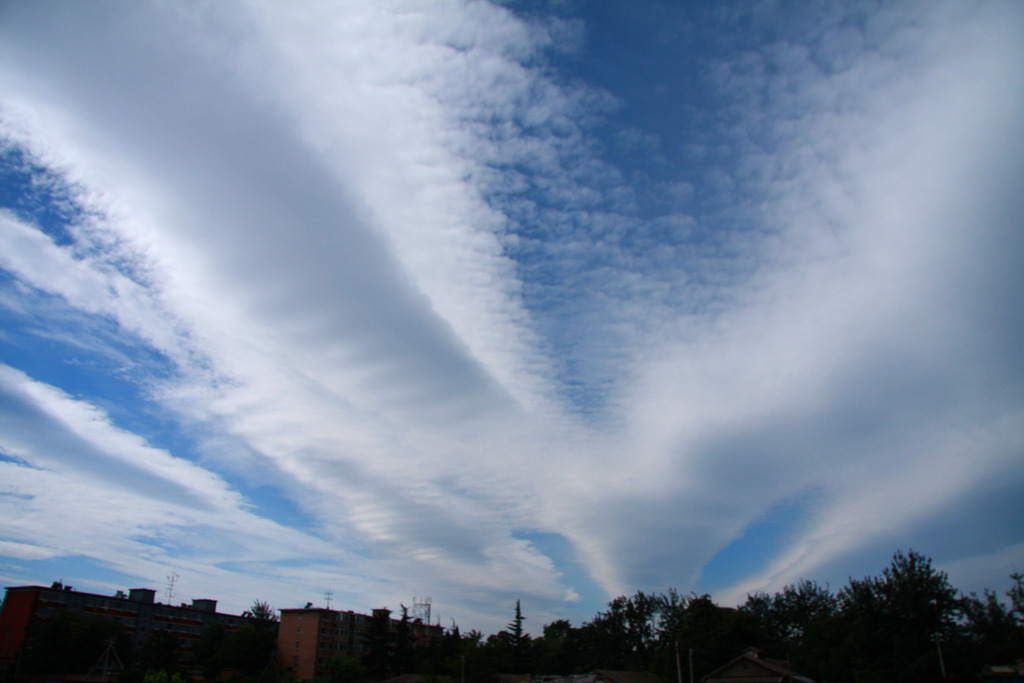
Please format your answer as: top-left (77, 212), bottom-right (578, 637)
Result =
top-left (703, 649), bottom-right (812, 683)
top-left (3, 584), bottom-right (251, 620)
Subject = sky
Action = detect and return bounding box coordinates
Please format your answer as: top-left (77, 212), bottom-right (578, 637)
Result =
top-left (0, 0), bottom-right (1022, 635)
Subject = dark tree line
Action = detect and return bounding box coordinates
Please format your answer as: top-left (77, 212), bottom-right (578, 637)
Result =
top-left (13, 599), bottom-right (280, 683)
top-left (410, 551), bottom-right (1024, 683)
top-left (11, 552), bottom-right (1024, 683)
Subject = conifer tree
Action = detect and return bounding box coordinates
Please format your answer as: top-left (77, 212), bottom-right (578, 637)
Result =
top-left (508, 600), bottom-right (529, 672)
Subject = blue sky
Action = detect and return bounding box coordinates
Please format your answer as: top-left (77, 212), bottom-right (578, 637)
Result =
top-left (0, 0), bottom-right (1022, 634)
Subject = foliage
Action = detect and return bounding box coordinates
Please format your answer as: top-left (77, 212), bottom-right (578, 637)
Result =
top-left (193, 620), bottom-right (277, 681)
top-left (447, 550), bottom-right (1023, 683)
top-left (224, 624), bottom-right (277, 676)
top-left (578, 590), bottom-right (662, 671)
top-left (14, 551), bottom-right (1022, 683)
top-left (833, 550), bottom-right (960, 681)
top-left (243, 599), bottom-right (279, 625)
top-left (362, 608), bottom-right (395, 680)
top-left (509, 600), bottom-right (530, 672)
top-left (21, 610), bottom-right (132, 675)
top-left (144, 671), bottom-right (186, 683)
top-left (194, 623), bottom-right (228, 679)
top-left (395, 604), bottom-right (415, 675)
top-left (135, 628), bottom-right (182, 674)
top-left (1009, 572), bottom-right (1024, 623)
top-left (314, 655), bottom-right (365, 683)
top-left (742, 579), bottom-right (837, 650)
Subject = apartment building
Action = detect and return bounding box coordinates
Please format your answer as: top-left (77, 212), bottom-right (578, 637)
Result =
top-left (0, 582), bottom-right (255, 670)
top-left (278, 606), bottom-right (444, 680)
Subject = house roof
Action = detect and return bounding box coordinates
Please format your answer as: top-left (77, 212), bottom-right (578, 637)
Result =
top-left (703, 649), bottom-right (814, 683)
top-left (593, 671), bottom-right (659, 683)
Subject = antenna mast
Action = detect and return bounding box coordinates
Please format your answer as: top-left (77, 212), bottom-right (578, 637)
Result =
top-left (165, 571), bottom-right (179, 604)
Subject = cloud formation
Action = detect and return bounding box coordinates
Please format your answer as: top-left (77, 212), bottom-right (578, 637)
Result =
top-left (0, 0), bottom-right (1022, 632)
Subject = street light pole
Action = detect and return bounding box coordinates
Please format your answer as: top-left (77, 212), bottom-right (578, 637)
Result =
top-left (933, 633), bottom-right (947, 678)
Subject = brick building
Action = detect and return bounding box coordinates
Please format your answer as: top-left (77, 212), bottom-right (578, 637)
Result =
top-left (0, 582), bottom-right (256, 671)
top-left (278, 606), bottom-right (444, 680)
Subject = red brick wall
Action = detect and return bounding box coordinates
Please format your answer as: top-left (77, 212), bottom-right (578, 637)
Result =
top-left (0, 589), bottom-right (41, 667)
top-left (279, 610), bottom-right (325, 681)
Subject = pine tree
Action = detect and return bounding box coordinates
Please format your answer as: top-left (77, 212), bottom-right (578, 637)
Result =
top-left (395, 604), bottom-right (415, 675)
top-left (509, 600), bottom-right (529, 673)
top-left (363, 608), bottom-right (395, 680)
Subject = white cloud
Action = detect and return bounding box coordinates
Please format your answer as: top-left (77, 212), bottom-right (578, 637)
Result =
top-left (606, 0), bottom-right (1024, 599)
top-left (0, 0), bottom-right (1021, 632)
top-left (0, 364), bottom-right (356, 613)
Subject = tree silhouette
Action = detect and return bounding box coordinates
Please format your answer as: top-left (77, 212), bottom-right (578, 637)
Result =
top-left (391, 552), bottom-right (1024, 683)
top-left (509, 600), bottom-right (530, 672)
top-left (395, 604), bottom-right (415, 675)
top-left (243, 599), bottom-right (278, 625)
top-left (362, 608), bottom-right (395, 680)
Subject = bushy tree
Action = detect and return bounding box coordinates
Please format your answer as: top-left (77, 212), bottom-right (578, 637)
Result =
top-left (668, 595), bottom-right (763, 680)
top-left (22, 611), bottom-right (132, 675)
top-left (134, 629), bottom-right (181, 675)
top-left (194, 623), bottom-right (227, 680)
top-left (395, 604), bottom-right (414, 675)
top-left (835, 550), bottom-right (960, 681)
top-left (362, 608), bottom-right (395, 680)
top-left (1009, 572), bottom-right (1024, 624)
top-left (579, 591), bottom-right (663, 671)
top-left (415, 621), bottom-right (463, 677)
top-left (533, 619), bottom-right (584, 674)
top-left (433, 551), bottom-right (1024, 683)
top-left (243, 599), bottom-right (278, 623)
top-left (315, 655), bottom-right (364, 683)
top-left (956, 588), bottom-right (1020, 671)
top-left (742, 579), bottom-right (836, 651)
top-left (193, 619), bottom-right (276, 682)
top-left (224, 624), bottom-right (276, 677)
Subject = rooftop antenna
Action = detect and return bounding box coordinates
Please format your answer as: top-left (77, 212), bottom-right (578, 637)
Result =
top-left (325, 590), bottom-right (333, 610)
top-left (165, 571), bottom-right (179, 604)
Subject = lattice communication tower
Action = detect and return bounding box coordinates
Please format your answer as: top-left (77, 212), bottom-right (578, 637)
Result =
top-left (412, 596), bottom-right (432, 624)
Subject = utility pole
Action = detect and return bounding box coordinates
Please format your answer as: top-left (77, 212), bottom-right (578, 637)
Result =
top-left (675, 641), bottom-right (683, 683)
top-left (933, 633), bottom-right (947, 677)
